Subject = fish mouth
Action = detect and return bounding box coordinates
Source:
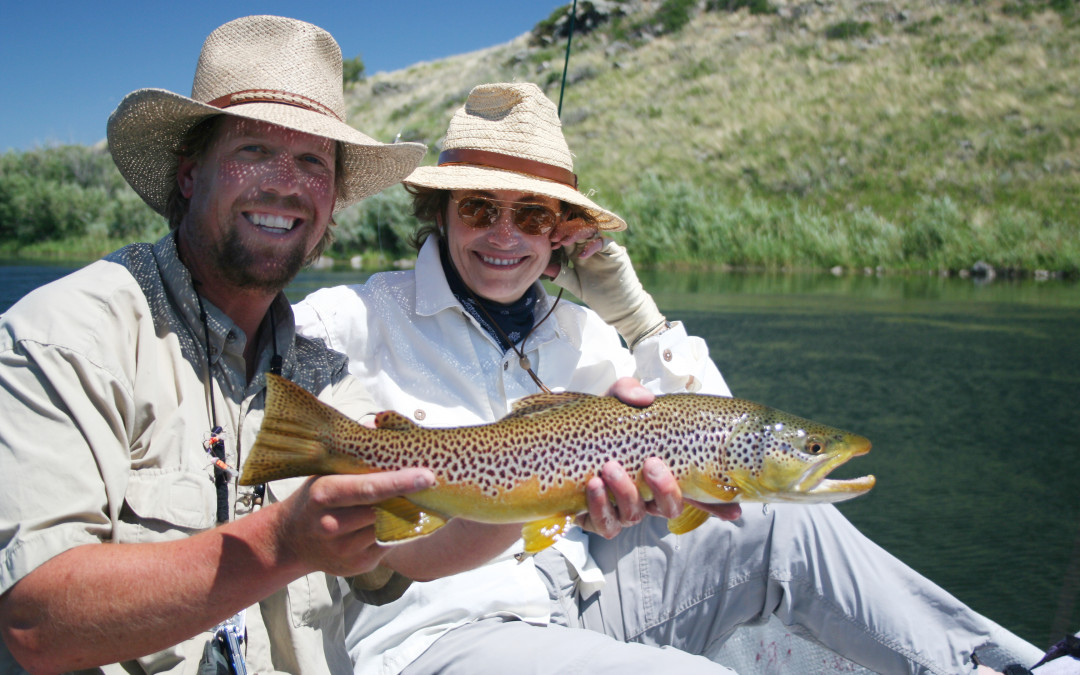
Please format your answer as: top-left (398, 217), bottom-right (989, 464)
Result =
top-left (804, 475), bottom-right (877, 501)
top-left (793, 435), bottom-right (875, 502)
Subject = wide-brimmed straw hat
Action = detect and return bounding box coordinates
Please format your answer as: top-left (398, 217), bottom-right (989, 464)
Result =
top-left (107, 15), bottom-right (426, 215)
top-left (404, 82), bottom-right (626, 231)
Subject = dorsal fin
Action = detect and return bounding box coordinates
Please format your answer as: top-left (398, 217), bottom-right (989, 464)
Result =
top-left (505, 392), bottom-right (595, 419)
top-left (375, 410), bottom-right (421, 431)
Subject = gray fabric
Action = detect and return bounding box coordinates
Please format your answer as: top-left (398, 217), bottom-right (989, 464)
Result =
top-left (401, 616), bottom-right (735, 675)
top-left (401, 504), bottom-right (1041, 675)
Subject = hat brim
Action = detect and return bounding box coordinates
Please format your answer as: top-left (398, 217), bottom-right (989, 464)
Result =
top-left (404, 164), bottom-right (627, 232)
top-left (107, 88), bottom-right (426, 215)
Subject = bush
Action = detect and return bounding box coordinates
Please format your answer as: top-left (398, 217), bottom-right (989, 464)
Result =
top-left (329, 185), bottom-right (418, 261)
top-left (825, 20), bottom-right (875, 40)
top-left (343, 55), bottom-right (365, 84)
top-left (0, 146), bottom-right (163, 247)
top-left (706, 0), bottom-right (776, 15)
top-left (655, 0), bottom-right (697, 34)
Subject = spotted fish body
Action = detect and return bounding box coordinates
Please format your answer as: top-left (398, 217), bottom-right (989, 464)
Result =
top-left (241, 374), bottom-right (875, 553)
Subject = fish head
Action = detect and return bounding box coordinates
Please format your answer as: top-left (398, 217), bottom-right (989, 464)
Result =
top-left (697, 405), bottom-right (875, 504)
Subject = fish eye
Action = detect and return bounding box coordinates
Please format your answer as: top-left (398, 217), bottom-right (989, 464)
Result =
top-left (806, 437), bottom-right (826, 455)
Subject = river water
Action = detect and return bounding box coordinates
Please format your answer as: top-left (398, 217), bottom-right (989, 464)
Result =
top-left (3, 261), bottom-right (1078, 650)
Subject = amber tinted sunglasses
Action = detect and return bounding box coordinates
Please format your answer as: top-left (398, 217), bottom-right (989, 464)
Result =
top-left (452, 195), bottom-right (561, 236)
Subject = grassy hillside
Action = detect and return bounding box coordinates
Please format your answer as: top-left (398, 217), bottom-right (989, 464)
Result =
top-left (344, 0), bottom-right (1079, 274)
top-left (2, 0), bottom-right (1077, 274)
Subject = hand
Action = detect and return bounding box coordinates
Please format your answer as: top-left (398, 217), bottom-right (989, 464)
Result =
top-left (274, 469), bottom-right (435, 577)
top-left (577, 378), bottom-right (741, 536)
top-left (577, 379), bottom-right (680, 538)
top-left (548, 239), bottom-right (667, 349)
top-left (544, 218), bottom-right (603, 278)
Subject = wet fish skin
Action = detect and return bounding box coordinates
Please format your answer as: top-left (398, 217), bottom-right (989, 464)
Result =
top-left (241, 374), bottom-right (875, 553)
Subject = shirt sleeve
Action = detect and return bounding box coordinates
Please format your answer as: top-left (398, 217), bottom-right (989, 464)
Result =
top-left (0, 338), bottom-right (131, 594)
top-left (631, 321), bottom-right (733, 397)
top-left (293, 292), bottom-right (335, 349)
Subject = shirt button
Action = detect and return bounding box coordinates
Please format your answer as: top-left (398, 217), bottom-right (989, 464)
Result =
top-left (663, 349), bottom-right (673, 362)
top-left (414, 409), bottom-right (427, 421)
top-left (226, 331), bottom-right (236, 343)
top-left (503, 362), bottom-right (509, 371)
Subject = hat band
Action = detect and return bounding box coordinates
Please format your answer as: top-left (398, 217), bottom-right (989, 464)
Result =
top-left (438, 148), bottom-right (578, 190)
top-left (207, 89), bottom-right (343, 122)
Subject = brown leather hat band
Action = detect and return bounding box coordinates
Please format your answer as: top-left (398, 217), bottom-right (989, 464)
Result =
top-left (207, 89), bottom-right (343, 122)
top-left (438, 148), bottom-right (578, 190)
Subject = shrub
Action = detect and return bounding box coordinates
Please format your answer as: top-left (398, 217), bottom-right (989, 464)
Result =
top-left (343, 55), bottom-right (365, 84)
top-left (655, 0), bottom-right (697, 34)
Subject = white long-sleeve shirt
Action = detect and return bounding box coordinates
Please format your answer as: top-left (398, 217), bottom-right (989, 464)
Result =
top-left (293, 236), bottom-right (731, 675)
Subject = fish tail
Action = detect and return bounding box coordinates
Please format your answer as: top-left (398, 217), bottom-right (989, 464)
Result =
top-left (239, 374), bottom-right (371, 485)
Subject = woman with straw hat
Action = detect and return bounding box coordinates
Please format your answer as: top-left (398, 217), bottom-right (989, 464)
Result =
top-left (295, 82), bottom-right (1039, 674)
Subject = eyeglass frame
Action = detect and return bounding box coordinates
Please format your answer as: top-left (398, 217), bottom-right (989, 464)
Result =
top-left (449, 193), bottom-right (565, 236)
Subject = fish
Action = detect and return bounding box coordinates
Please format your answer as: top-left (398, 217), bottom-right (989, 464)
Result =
top-left (241, 374), bottom-right (876, 554)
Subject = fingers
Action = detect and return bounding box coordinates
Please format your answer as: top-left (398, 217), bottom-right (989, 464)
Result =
top-left (276, 469), bottom-right (435, 577)
top-left (550, 219), bottom-right (599, 248)
top-left (580, 476), bottom-right (619, 538)
top-left (641, 457), bottom-right (682, 519)
top-left (601, 461), bottom-right (646, 527)
top-left (578, 461), bottom-right (645, 539)
top-left (312, 469), bottom-right (435, 508)
top-left (606, 377), bottom-right (654, 408)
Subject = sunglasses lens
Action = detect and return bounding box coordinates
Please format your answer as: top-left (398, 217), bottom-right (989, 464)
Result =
top-left (457, 198), bottom-right (497, 228)
top-left (455, 197), bottom-right (558, 235)
top-left (513, 205), bottom-right (556, 235)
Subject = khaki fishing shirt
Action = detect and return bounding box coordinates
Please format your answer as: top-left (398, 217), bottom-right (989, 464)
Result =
top-left (294, 235), bottom-right (732, 675)
top-left (0, 233), bottom-right (377, 674)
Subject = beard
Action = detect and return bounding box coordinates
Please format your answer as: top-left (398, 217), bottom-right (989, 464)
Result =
top-left (212, 226), bottom-right (310, 294)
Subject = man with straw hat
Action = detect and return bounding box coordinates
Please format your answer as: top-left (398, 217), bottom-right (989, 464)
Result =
top-left (0, 15), bottom-right (445, 674)
top-left (295, 82), bottom-right (1042, 675)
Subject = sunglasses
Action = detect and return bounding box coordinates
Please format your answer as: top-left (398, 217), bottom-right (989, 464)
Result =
top-left (452, 195), bottom-right (561, 236)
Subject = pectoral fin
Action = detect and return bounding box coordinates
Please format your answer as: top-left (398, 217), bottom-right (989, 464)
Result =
top-left (375, 497), bottom-right (449, 543)
top-left (667, 504), bottom-right (712, 535)
top-left (521, 513), bottom-right (577, 554)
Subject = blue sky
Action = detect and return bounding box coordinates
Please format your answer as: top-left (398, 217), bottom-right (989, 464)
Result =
top-left (1, 1), bottom-right (555, 152)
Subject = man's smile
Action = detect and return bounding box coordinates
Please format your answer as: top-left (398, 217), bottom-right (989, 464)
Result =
top-left (245, 211), bottom-right (301, 233)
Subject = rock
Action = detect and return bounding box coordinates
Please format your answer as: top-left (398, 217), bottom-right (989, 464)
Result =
top-left (971, 261), bottom-right (996, 280)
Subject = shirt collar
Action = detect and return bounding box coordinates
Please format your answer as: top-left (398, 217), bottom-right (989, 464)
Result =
top-left (151, 232), bottom-right (296, 376)
top-left (413, 234), bottom-right (563, 346)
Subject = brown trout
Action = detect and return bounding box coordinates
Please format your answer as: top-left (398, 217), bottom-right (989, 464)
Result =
top-left (241, 374), bottom-right (875, 553)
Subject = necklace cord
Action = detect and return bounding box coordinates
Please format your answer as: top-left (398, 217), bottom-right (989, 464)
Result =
top-left (461, 283), bottom-right (562, 395)
top-left (194, 291), bottom-right (230, 523)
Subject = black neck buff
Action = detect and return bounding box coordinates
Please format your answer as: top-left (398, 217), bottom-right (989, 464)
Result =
top-left (439, 238), bottom-right (537, 353)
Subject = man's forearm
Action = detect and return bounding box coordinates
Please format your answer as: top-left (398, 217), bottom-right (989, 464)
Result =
top-left (381, 520), bottom-right (522, 582)
top-left (0, 504), bottom-right (305, 674)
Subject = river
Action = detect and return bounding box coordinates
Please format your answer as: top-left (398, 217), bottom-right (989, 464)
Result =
top-left (2, 261), bottom-right (1078, 650)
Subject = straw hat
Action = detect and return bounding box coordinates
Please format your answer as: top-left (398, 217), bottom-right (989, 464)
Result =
top-left (107, 15), bottom-right (425, 215)
top-left (404, 82), bottom-right (626, 231)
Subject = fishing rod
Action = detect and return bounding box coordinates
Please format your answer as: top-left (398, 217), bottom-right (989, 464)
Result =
top-left (557, 0), bottom-right (578, 117)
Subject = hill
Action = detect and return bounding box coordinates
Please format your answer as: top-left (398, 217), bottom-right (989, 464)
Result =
top-left (343, 0), bottom-right (1079, 274)
top-left (2, 0), bottom-right (1077, 274)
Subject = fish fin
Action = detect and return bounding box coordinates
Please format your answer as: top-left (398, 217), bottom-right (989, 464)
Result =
top-left (506, 392), bottom-right (594, 419)
top-left (375, 497), bottom-right (449, 543)
top-left (521, 513), bottom-right (577, 554)
top-left (667, 504), bottom-right (712, 535)
top-left (240, 374), bottom-right (368, 485)
top-left (375, 410), bottom-right (420, 431)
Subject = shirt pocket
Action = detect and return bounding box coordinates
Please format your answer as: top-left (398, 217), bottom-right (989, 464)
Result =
top-left (119, 468), bottom-right (217, 541)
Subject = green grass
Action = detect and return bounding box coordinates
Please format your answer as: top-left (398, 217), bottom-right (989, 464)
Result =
top-left (2, 0), bottom-right (1078, 276)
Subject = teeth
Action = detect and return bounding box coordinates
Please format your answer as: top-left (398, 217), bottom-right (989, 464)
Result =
top-left (248, 213), bottom-right (296, 231)
top-left (481, 255), bottom-right (521, 266)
